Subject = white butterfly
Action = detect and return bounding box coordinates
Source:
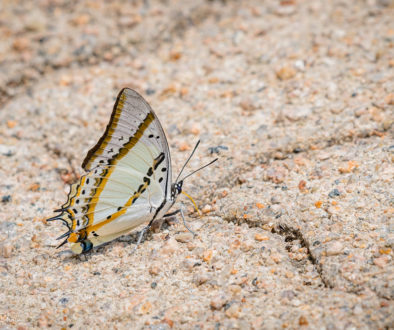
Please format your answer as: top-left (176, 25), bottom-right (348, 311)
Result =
top-left (47, 88), bottom-right (217, 254)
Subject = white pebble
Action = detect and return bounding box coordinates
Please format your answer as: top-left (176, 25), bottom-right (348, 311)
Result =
top-left (326, 241), bottom-right (344, 256)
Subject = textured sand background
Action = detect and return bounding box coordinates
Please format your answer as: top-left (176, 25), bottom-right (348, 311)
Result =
top-left (0, 0), bottom-right (393, 328)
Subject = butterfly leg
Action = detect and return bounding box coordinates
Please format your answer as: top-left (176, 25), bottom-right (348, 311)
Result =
top-left (132, 226), bottom-right (149, 254)
top-left (179, 208), bottom-right (197, 237)
top-left (164, 208), bottom-right (196, 237)
top-left (132, 210), bottom-right (166, 253)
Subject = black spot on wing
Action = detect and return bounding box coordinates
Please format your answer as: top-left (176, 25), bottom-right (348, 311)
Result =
top-left (147, 167), bottom-right (153, 176)
top-left (154, 153), bottom-right (165, 170)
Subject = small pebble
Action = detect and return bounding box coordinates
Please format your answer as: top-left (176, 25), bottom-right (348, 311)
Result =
top-left (385, 93), bottom-right (394, 105)
top-left (181, 259), bottom-right (199, 270)
top-left (202, 249), bottom-right (213, 262)
top-left (255, 233), bottom-right (269, 241)
top-left (57, 250), bottom-right (74, 260)
top-left (294, 59), bottom-right (305, 70)
top-left (201, 204), bottom-right (212, 214)
top-left (210, 295), bottom-right (228, 310)
top-left (326, 241), bottom-right (344, 256)
top-left (0, 145), bottom-right (15, 157)
top-left (149, 263), bottom-right (161, 276)
top-left (0, 243), bottom-right (13, 258)
top-left (373, 256), bottom-right (388, 268)
top-left (239, 98), bottom-right (258, 112)
top-left (328, 189), bottom-right (341, 198)
top-left (145, 88), bottom-right (156, 95)
top-left (140, 301), bottom-right (152, 314)
top-left (270, 253), bottom-right (282, 264)
top-left (193, 272), bottom-right (210, 286)
top-left (208, 145), bottom-right (228, 154)
top-left (12, 37), bottom-right (30, 51)
top-left (178, 142), bottom-right (191, 152)
top-left (299, 316), bottom-right (309, 326)
top-left (265, 166), bottom-right (287, 183)
top-left (225, 302), bottom-right (240, 318)
top-left (189, 123), bottom-right (201, 135)
top-left (270, 196), bottom-right (281, 204)
top-left (1, 195), bottom-right (11, 203)
top-left (160, 238), bottom-right (179, 255)
top-left (285, 107), bottom-right (312, 122)
top-left (186, 242), bottom-right (197, 251)
top-left (298, 180), bottom-right (307, 191)
top-left (174, 232), bottom-right (193, 243)
top-left (276, 66), bottom-right (296, 80)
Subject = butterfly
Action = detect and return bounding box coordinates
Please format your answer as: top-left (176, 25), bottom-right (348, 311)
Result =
top-left (47, 88), bottom-right (217, 254)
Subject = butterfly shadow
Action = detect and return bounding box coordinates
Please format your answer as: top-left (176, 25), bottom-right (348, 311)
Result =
top-left (56, 216), bottom-right (179, 263)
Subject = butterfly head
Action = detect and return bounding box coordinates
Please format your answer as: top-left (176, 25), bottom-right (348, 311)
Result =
top-left (171, 140), bottom-right (218, 203)
top-left (171, 180), bottom-right (183, 200)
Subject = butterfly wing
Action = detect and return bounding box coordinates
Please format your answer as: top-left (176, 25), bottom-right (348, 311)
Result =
top-left (48, 88), bottom-right (173, 253)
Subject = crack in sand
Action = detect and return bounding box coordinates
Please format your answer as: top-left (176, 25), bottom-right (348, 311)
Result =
top-left (272, 223), bottom-right (330, 289)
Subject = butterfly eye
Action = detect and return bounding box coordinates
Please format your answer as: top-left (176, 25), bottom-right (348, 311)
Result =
top-left (177, 181), bottom-right (183, 193)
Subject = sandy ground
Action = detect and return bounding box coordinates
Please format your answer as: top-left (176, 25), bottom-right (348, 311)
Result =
top-left (0, 0), bottom-right (393, 328)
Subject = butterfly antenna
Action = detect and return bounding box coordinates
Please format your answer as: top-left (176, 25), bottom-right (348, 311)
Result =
top-left (175, 140), bottom-right (201, 183)
top-left (181, 158), bottom-right (218, 182)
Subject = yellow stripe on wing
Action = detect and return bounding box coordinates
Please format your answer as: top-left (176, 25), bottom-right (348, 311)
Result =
top-left (82, 91), bottom-right (126, 170)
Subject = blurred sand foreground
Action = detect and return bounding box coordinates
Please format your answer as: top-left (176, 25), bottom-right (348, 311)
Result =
top-left (0, 0), bottom-right (393, 328)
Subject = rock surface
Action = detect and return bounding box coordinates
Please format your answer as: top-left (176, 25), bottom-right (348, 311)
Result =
top-left (0, 0), bottom-right (393, 328)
